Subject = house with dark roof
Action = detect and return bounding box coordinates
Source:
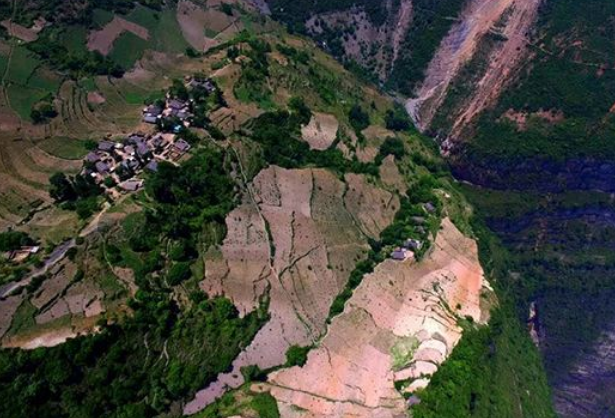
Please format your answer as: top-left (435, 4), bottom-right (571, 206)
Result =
top-left (119, 179), bottom-right (143, 192)
top-left (150, 135), bottom-right (164, 150)
top-left (143, 104), bottom-right (163, 116)
top-left (95, 161), bottom-right (109, 173)
top-left (173, 139), bottom-right (191, 153)
top-left (85, 152), bottom-right (101, 163)
top-left (137, 143), bottom-right (152, 159)
top-left (143, 115), bottom-right (158, 124)
top-left (145, 160), bottom-right (159, 172)
top-left (391, 247), bottom-right (414, 261)
top-left (404, 239), bottom-right (423, 251)
top-left (128, 134), bottom-right (146, 144)
top-left (98, 141), bottom-right (115, 152)
top-left (168, 99), bottom-right (187, 111)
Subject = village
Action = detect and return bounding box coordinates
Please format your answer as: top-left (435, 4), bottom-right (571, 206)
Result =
top-left (389, 202), bottom-right (436, 262)
top-left (81, 75), bottom-right (218, 199)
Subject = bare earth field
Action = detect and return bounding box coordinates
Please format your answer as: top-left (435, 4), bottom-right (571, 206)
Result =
top-left (0, 20), bottom-right (39, 43)
top-left (87, 16), bottom-right (150, 56)
top-left (266, 218), bottom-right (490, 417)
top-left (185, 166), bottom-right (399, 414)
top-left (300, 112), bottom-right (339, 151)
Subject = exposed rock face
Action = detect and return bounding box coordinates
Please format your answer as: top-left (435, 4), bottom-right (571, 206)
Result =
top-left (407, 0), bottom-right (541, 134)
top-left (185, 166), bottom-right (399, 414)
top-left (266, 218), bottom-right (490, 418)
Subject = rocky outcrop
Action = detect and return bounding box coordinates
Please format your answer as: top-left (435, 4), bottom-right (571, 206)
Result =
top-left (184, 166), bottom-right (399, 414)
top-left (266, 218), bottom-right (491, 418)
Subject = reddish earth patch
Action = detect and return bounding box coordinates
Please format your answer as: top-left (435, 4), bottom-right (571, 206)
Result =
top-left (408, 0), bottom-right (541, 135)
top-left (0, 19), bottom-right (43, 43)
top-left (184, 166), bottom-right (399, 414)
top-left (267, 219), bottom-right (490, 417)
top-left (502, 108), bottom-right (565, 131)
top-left (87, 91), bottom-right (106, 105)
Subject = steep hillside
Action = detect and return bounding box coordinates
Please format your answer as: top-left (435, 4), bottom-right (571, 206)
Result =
top-left (0, 2), bottom-right (558, 418)
top-left (267, 218), bottom-right (489, 418)
top-left (268, 0), bottom-right (469, 94)
top-left (407, 0), bottom-right (541, 135)
top-left (424, 1), bottom-right (615, 417)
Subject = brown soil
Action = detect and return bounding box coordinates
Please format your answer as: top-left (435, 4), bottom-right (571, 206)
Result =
top-left (87, 16), bottom-right (150, 56)
top-left (502, 108), bottom-right (565, 131)
top-left (300, 112), bottom-right (339, 151)
top-left (267, 219), bottom-right (490, 417)
top-left (0, 20), bottom-right (39, 43)
top-left (185, 166), bottom-right (398, 414)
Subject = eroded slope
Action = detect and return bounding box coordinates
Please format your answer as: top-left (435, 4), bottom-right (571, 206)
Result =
top-left (407, 0), bottom-right (541, 135)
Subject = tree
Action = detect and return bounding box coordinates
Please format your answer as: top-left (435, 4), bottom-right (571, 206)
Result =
top-left (0, 231), bottom-right (34, 251)
top-left (349, 104), bottom-right (370, 132)
top-left (289, 96), bottom-right (312, 126)
top-left (167, 262), bottom-right (192, 286)
top-left (49, 172), bottom-right (76, 202)
top-left (385, 107), bottom-right (411, 131)
top-left (285, 345), bottom-right (311, 367)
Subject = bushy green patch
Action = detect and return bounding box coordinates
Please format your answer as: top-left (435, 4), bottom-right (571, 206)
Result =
top-left (285, 344), bottom-right (311, 367)
top-left (0, 231), bottom-right (35, 252)
top-left (391, 336), bottom-right (419, 370)
top-left (108, 31), bottom-right (149, 70)
top-left (0, 293), bottom-right (267, 418)
top-left (248, 109), bottom-right (378, 176)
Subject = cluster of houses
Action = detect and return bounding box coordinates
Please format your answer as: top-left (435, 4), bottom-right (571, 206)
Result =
top-left (2, 245), bottom-right (40, 264)
top-left (390, 202), bottom-right (437, 262)
top-left (84, 132), bottom-right (191, 195)
top-left (81, 76), bottom-right (219, 199)
top-left (142, 76), bottom-right (217, 129)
